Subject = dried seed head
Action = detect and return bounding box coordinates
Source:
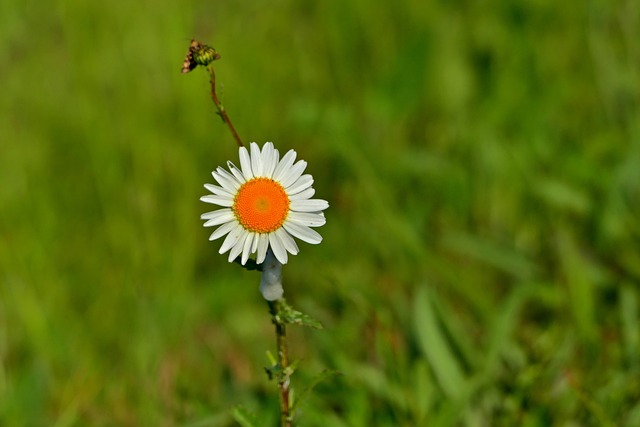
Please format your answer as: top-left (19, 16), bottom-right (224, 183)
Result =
top-left (181, 39), bottom-right (220, 74)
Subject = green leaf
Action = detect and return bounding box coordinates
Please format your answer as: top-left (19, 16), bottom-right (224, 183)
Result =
top-left (291, 369), bottom-right (341, 412)
top-left (557, 230), bottom-right (597, 342)
top-left (620, 283), bottom-right (639, 368)
top-left (231, 405), bottom-right (258, 427)
top-left (413, 286), bottom-right (465, 398)
top-left (273, 300), bottom-right (323, 329)
top-left (483, 283), bottom-right (539, 375)
top-left (264, 358), bottom-right (299, 383)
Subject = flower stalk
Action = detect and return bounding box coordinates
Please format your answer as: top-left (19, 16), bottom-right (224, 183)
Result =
top-left (269, 300), bottom-right (293, 427)
top-left (207, 64), bottom-right (244, 148)
top-left (186, 40), bottom-right (328, 427)
top-left (181, 39), bottom-right (243, 147)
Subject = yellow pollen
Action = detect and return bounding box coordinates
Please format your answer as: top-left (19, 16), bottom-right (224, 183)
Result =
top-left (233, 178), bottom-right (290, 233)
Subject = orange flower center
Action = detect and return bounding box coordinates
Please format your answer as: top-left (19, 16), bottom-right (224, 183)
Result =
top-left (233, 178), bottom-right (290, 233)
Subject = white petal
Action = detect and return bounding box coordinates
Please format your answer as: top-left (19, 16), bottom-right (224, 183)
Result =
top-left (201, 208), bottom-right (233, 220)
top-left (200, 194), bottom-right (234, 207)
top-left (261, 143), bottom-right (277, 178)
top-left (251, 232), bottom-right (260, 253)
top-left (212, 169), bottom-right (241, 192)
top-left (290, 199), bottom-right (329, 212)
top-left (227, 161), bottom-right (246, 183)
top-left (241, 232), bottom-right (255, 265)
top-left (269, 149), bottom-right (280, 178)
top-left (218, 223), bottom-right (244, 252)
top-left (239, 146), bottom-right (254, 180)
top-left (261, 142), bottom-right (273, 155)
top-left (250, 143), bottom-right (263, 177)
top-left (283, 221), bottom-right (323, 244)
top-left (228, 229), bottom-right (249, 262)
top-left (269, 232), bottom-right (288, 264)
top-left (256, 234), bottom-right (269, 264)
top-left (280, 160), bottom-right (307, 189)
top-left (286, 211), bottom-right (326, 227)
top-left (204, 183), bottom-right (234, 197)
top-left (209, 220), bottom-right (238, 241)
top-left (219, 166), bottom-right (242, 183)
top-left (286, 175), bottom-right (313, 196)
top-left (201, 209), bottom-right (235, 226)
top-left (276, 227), bottom-right (299, 255)
top-left (289, 187), bottom-right (315, 201)
top-left (273, 149), bottom-right (297, 182)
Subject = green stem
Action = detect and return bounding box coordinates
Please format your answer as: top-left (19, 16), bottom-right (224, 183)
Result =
top-left (269, 300), bottom-right (292, 427)
top-left (208, 64), bottom-right (244, 148)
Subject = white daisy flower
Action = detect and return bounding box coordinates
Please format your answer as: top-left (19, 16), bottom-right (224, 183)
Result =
top-left (201, 142), bottom-right (329, 265)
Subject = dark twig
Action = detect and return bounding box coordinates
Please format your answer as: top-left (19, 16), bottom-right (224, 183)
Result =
top-left (208, 65), bottom-right (244, 148)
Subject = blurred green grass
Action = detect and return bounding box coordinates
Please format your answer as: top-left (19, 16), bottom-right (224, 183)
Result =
top-left (1, 0), bottom-right (640, 425)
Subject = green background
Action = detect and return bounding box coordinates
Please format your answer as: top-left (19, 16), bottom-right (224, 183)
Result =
top-left (2, 0), bottom-right (639, 425)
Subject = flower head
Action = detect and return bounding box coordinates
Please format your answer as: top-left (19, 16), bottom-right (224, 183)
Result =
top-left (201, 142), bottom-right (329, 265)
top-left (181, 39), bottom-right (220, 73)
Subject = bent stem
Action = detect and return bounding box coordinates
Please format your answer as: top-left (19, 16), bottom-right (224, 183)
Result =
top-left (269, 300), bottom-right (292, 427)
top-left (208, 64), bottom-right (244, 148)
